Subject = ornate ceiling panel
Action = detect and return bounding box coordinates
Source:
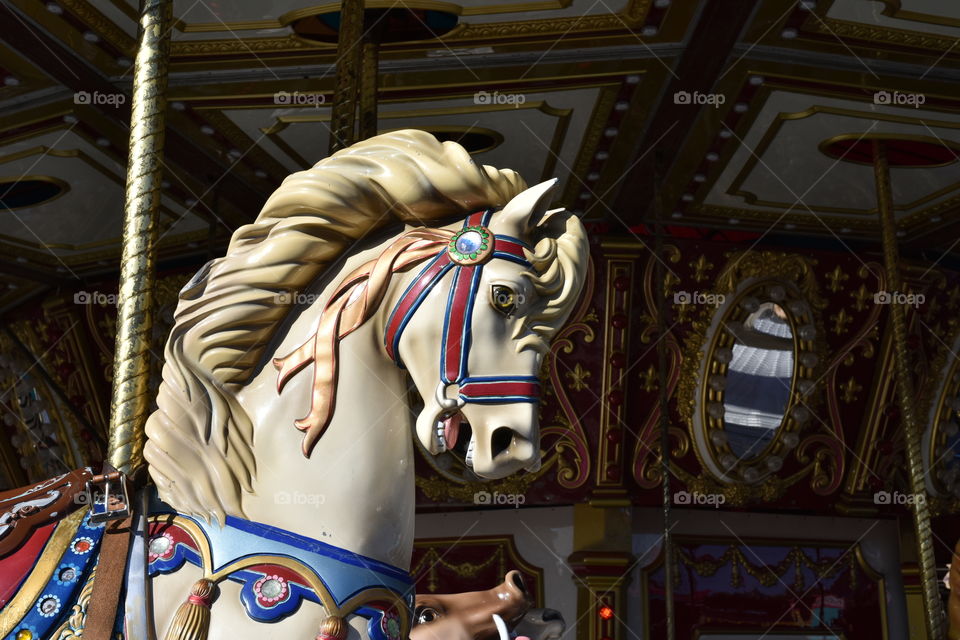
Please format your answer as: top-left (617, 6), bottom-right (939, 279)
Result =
top-left (660, 59), bottom-right (960, 239)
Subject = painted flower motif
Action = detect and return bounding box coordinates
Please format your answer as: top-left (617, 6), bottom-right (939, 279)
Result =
top-left (380, 609), bottom-right (401, 640)
top-left (253, 574), bottom-right (288, 604)
top-left (54, 563), bottom-right (80, 585)
top-left (71, 536), bottom-right (94, 555)
top-left (148, 532), bottom-right (175, 562)
top-left (37, 594), bottom-right (61, 618)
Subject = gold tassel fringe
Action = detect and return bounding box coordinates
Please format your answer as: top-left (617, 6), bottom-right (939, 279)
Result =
top-left (317, 614), bottom-right (349, 640)
top-left (163, 578), bottom-right (215, 640)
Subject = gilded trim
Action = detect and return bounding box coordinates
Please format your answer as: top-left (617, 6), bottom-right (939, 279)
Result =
top-left (0, 508), bottom-right (87, 636)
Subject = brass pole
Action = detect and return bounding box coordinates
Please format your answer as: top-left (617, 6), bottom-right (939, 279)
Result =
top-left (873, 139), bottom-right (944, 639)
top-left (328, 0), bottom-right (364, 153)
top-left (106, 0), bottom-right (172, 476)
top-left (358, 37), bottom-right (379, 141)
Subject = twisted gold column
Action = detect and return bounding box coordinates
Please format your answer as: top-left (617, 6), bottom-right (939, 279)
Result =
top-left (358, 38), bottom-right (379, 141)
top-left (328, 0), bottom-right (364, 153)
top-left (874, 140), bottom-right (944, 639)
top-left (106, 0), bottom-right (172, 476)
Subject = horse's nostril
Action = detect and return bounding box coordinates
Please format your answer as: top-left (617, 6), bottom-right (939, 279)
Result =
top-left (511, 572), bottom-right (526, 593)
top-left (491, 427), bottom-right (513, 458)
top-left (541, 609), bottom-right (562, 622)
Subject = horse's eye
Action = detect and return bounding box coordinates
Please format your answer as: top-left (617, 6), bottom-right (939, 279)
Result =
top-left (415, 606), bottom-right (442, 625)
top-left (490, 285), bottom-right (517, 316)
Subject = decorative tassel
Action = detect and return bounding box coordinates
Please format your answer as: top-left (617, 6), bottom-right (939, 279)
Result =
top-left (163, 579), bottom-right (215, 640)
top-left (317, 615), bottom-right (348, 640)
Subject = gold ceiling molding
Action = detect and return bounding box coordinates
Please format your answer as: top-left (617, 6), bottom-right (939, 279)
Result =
top-left (726, 105), bottom-right (960, 216)
top-left (172, 0), bottom-right (575, 33)
top-left (560, 85), bottom-right (617, 208)
top-left (878, 0), bottom-right (960, 28)
top-left (0, 146), bottom-right (202, 259)
top-left (257, 99), bottom-right (572, 180)
top-left (807, 16), bottom-right (959, 53)
top-left (660, 66), bottom-right (960, 235)
top-left (163, 0), bottom-right (650, 57)
top-left (49, 0), bottom-right (136, 55)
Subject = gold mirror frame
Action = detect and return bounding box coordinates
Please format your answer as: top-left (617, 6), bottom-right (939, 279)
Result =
top-left (695, 278), bottom-right (819, 484)
top-left (924, 337), bottom-right (960, 504)
top-left (695, 279), bottom-right (818, 484)
top-left (676, 251), bottom-right (828, 502)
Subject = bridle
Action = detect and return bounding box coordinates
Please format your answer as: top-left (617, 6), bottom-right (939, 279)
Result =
top-left (383, 209), bottom-right (541, 413)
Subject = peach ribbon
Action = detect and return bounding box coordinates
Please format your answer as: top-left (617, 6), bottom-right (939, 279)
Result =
top-left (274, 228), bottom-right (454, 456)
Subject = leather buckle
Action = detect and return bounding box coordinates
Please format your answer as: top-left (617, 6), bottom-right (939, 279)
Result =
top-left (85, 471), bottom-right (131, 523)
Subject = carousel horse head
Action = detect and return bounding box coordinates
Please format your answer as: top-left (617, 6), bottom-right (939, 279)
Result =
top-left (410, 571), bottom-right (533, 640)
top-left (144, 129), bottom-right (588, 523)
top-left (394, 178), bottom-right (583, 479)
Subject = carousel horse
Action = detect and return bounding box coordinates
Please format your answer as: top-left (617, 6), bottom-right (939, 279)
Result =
top-left (409, 571), bottom-right (565, 640)
top-left (0, 130), bottom-right (588, 640)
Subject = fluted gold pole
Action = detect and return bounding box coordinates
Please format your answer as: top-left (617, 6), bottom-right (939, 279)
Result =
top-left (328, 0), bottom-right (364, 153)
top-left (106, 0), bottom-right (172, 476)
top-left (874, 139), bottom-right (944, 639)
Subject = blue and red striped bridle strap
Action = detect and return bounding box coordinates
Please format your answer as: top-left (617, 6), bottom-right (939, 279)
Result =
top-left (383, 209), bottom-right (541, 405)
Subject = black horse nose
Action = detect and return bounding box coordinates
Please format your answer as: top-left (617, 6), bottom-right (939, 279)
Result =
top-left (541, 609), bottom-right (562, 622)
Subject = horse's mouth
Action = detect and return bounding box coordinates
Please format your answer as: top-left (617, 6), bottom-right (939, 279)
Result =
top-left (436, 411), bottom-right (475, 467)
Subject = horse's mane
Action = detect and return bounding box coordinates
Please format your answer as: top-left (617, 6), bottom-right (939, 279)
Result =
top-left (143, 130), bottom-right (583, 523)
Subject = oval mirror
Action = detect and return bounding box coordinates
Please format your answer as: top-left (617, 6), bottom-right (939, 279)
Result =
top-left (721, 302), bottom-right (794, 459)
top-left (926, 349), bottom-right (960, 499)
top-left (694, 279), bottom-right (820, 484)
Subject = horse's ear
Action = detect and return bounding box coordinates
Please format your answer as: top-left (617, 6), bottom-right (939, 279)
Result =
top-left (494, 178), bottom-right (558, 237)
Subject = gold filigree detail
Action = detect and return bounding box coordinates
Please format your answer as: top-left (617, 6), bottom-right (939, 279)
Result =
top-left (673, 250), bottom-right (840, 502)
top-left (640, 364), bottom-right (657, 393)
top-left (840, 377), bottom-right (863, 404)
top-left (825, 265), bottom-right (849, 293)
top-left (689, 254), bottom-right (714, 283)
top-left (831, 308), bottom-right (853, 336)
top-left (565, 362), bottom-right (591, 392)
top-left (675, 543), bottom-right (858, 591)
top-left (851, 283), bottom-right (873, 312)
top-left (810, 17), bottom-right (960, 53)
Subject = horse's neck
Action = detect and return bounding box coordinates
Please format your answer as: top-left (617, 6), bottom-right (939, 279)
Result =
top-left (237, 245), bottom-right (418, 570)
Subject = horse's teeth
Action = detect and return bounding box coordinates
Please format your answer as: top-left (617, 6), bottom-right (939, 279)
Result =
top-left (465, 435), bottom-right (475, 468)
top-left (435, 420), bottom-right (447, 452)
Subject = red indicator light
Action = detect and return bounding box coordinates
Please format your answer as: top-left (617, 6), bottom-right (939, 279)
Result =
top-left (598, 605), bottom-right (614, 620)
